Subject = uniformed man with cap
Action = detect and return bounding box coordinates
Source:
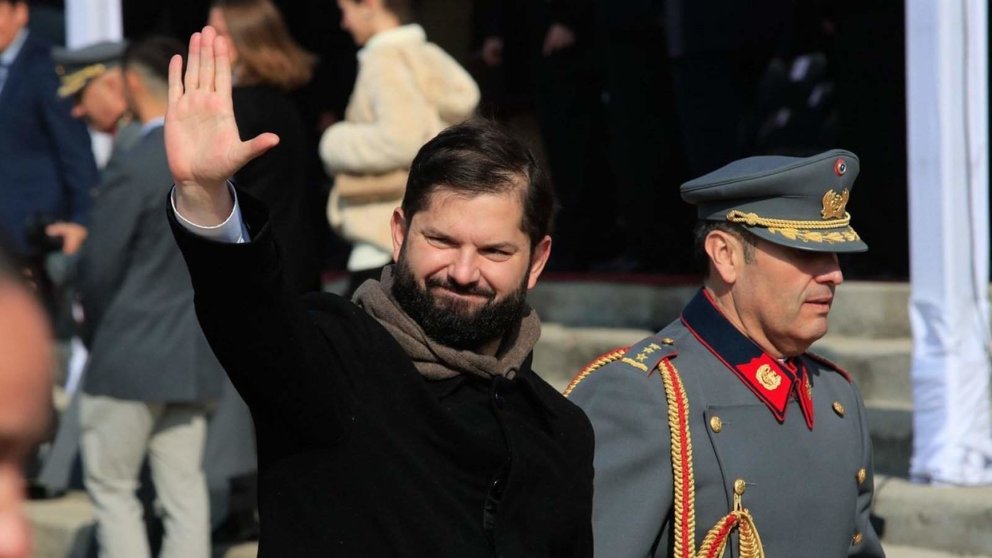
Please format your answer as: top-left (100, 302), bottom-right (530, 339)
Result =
top-left (567, 150), bottom-right (885, 557)
top-left (52, 40), bottom-right (142, 146)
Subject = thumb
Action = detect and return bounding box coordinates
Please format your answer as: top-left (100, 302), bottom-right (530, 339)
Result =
top-left (234, 132), bottom-right (280, 167)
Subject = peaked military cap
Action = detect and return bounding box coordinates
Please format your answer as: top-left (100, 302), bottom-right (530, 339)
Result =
top-left (680, 149), bottom-right (868, 253)
top-left (52, 40), bottom-right (127, 98)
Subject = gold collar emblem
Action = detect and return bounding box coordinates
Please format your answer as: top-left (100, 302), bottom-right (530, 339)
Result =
top-left (821, 189), bottom-right (849, 219)
top-left (756, 364), bottom-right (782, 390)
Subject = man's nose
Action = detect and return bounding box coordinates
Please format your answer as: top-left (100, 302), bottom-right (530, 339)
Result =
top-left (448, 250), bottom-right (481, 286)
top-left (818, 255), bottom-right (844, 286)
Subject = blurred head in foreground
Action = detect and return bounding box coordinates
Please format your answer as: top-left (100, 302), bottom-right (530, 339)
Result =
top-left (0, 248), bottom-right (53, 558)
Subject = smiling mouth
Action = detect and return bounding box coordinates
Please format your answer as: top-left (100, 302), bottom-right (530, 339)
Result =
top-left (432, 286), bottom-right (492, 302)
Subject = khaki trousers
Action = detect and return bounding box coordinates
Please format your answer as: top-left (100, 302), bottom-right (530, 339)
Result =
top-left (80, 394), bottom-right (211, 558)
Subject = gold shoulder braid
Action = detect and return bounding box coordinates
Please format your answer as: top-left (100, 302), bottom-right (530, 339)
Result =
top-left (562, 347), bottom-right (627, 397)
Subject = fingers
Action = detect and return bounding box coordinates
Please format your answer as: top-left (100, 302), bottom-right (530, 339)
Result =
top-left (238, 133), bottom-right (281, 165)
top-left (214, 35), bottom-right (233, 103)
top-left (199, 26), bottom-right (216, 91)
top-left (167, 54), bottom-right (183, 107)
top-left (185, 32), bottom-right (201, 91)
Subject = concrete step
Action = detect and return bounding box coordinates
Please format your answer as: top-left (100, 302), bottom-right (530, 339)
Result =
top-left (812, 335), bottom-right (913, 406)
top-left (533, 324), bottom-right (652, 391)
top-left (26, 491), bottom-right (260, 558)
top-left (883, 544), bottom-right (990, 557)
top-left (875, 476), bottom-right (992, 556)
top-left (528, 280), bottom-right (913, 338)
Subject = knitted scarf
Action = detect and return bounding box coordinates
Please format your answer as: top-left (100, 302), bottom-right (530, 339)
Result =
top-left (352, 266), bottom-right (541, 380)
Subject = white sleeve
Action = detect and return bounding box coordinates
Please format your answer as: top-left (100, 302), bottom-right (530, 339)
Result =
top-left (170, 182), bottom-right (251, 244)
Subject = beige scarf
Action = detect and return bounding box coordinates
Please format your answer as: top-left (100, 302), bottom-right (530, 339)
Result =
top-left (352, 267), bottom-right (541, 380)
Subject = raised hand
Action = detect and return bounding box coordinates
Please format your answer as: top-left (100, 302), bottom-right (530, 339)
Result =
top-left (165, 26), bottom-right (279, 225)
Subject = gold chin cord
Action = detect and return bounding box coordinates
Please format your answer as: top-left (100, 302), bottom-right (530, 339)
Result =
top-left (657, 359), bottom-right (766, 558)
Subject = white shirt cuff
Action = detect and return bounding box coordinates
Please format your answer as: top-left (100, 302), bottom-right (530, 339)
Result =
top-left (170, 182), bottom-right (251, 244)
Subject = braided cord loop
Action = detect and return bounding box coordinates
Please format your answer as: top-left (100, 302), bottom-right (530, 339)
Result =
top-left (726, 209), bottom-right (851, 230)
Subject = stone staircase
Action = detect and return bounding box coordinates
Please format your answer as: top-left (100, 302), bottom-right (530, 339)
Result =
top-left (26, 279), bottom-right (992, 557)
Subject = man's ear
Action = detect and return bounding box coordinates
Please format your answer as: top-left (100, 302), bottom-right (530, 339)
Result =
top-left (525, 235), bottom-right (552, 290)
top-left (13, 2), bottom-right (28, 27)
top-left (121, 68), bottom-right (139, 95)
top-left (704, 230), bottom-right (742, 285)
top-left (390, 208), bottom-right (407, 262)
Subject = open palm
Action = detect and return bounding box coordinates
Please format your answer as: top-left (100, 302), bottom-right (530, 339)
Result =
top-left (166, 27), bottom-right (279, 210)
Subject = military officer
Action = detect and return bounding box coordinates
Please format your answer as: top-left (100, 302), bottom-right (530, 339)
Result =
top-left (567, 150), bottom-right (885, 557)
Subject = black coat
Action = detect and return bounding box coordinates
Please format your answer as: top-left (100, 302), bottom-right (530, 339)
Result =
top-left (168, 191), bottom-right (594, 557)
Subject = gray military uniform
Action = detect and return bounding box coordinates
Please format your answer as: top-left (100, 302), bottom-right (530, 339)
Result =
top-left (568, 290), bottom-right (884, 557)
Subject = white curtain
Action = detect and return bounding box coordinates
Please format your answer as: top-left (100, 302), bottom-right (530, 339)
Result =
top-left (907, 0), bottom-right (992, 485)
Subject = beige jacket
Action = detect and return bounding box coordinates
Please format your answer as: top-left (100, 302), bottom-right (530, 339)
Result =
top-left (321, 24), bottom-right (479, 252)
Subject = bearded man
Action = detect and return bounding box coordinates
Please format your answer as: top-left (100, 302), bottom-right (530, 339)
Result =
top-left (163, 26), bottom-right (592, 557)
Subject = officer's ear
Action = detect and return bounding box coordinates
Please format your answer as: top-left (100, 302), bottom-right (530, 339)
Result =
top-left (390, 208), bottom-right (407, 262)
top-left (705, 229), bottom-right (743, 285)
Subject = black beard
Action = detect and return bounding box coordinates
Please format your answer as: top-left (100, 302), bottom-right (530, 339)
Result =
top-left (391, 255), bottom-right (528, 351)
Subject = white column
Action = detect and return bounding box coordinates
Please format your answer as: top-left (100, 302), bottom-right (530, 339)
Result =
top-left (65, 0), bottom-right (122, 47)
top-left (907, 0), bottom-right (992, 485)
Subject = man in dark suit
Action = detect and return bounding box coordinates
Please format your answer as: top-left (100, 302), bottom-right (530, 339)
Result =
top-left (72, 37), bottom-right (223, 558)
top-left (0, 0), bottom-right (97, 267)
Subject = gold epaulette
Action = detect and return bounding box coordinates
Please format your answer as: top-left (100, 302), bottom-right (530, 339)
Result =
top-left (562, 347), bottom-right (627, 398)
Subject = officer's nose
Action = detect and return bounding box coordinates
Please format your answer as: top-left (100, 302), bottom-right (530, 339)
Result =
top-left (448, 250), bottom-right (481, 287)
top-left (817, 253), bottom-right (844, 286)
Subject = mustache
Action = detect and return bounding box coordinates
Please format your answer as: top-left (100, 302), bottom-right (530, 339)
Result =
top-left (424, 277), bottom-right (495, 298)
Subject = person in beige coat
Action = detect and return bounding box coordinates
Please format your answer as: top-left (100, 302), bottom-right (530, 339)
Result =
top-left (320, 0), bottom-right (480, 296)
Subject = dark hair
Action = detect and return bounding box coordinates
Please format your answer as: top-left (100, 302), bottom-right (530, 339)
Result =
top-left (348, 0), bottom-right (414, 23)
top-left (122, 35), bottom-right (185, 86)
top-left (692, 220), bottom-right (757, 275)
top-left (401, 120), bottom-right (556, 249)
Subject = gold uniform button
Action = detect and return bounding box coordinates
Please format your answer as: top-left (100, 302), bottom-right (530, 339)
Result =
top-left (733, 479), bottom-right (746, 495)
top-left (709, 416), bottom-right (723, 433)
top-left (857, 468), bottom-right (867, 485)
top-left (852, 532), bottom-right (863, 546)
top-left (661, 337), bottom-right (675, 345)
top-left (832, 401), bottom-right (846, 417)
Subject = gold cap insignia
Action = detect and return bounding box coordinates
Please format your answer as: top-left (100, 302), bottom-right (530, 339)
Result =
top-left (821, 189), bottom-right (849, 220)
top-left (755, 364), bottom-right (782, 390)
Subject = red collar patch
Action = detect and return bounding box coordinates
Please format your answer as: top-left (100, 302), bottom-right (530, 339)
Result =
top-left (682, 290), bottom-right (815, 429)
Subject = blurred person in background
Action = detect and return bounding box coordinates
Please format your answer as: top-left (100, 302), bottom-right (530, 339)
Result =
top-left (0, 239), bottom-right (54, 558)
top-left (0, 0), bottom-right (98, 307)
top-left (320, 0), bottom-right (479, 298)
top-left (70, 37), bottom-right (224, 558)
top-left (209, 0), bottom-right (320, 295)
